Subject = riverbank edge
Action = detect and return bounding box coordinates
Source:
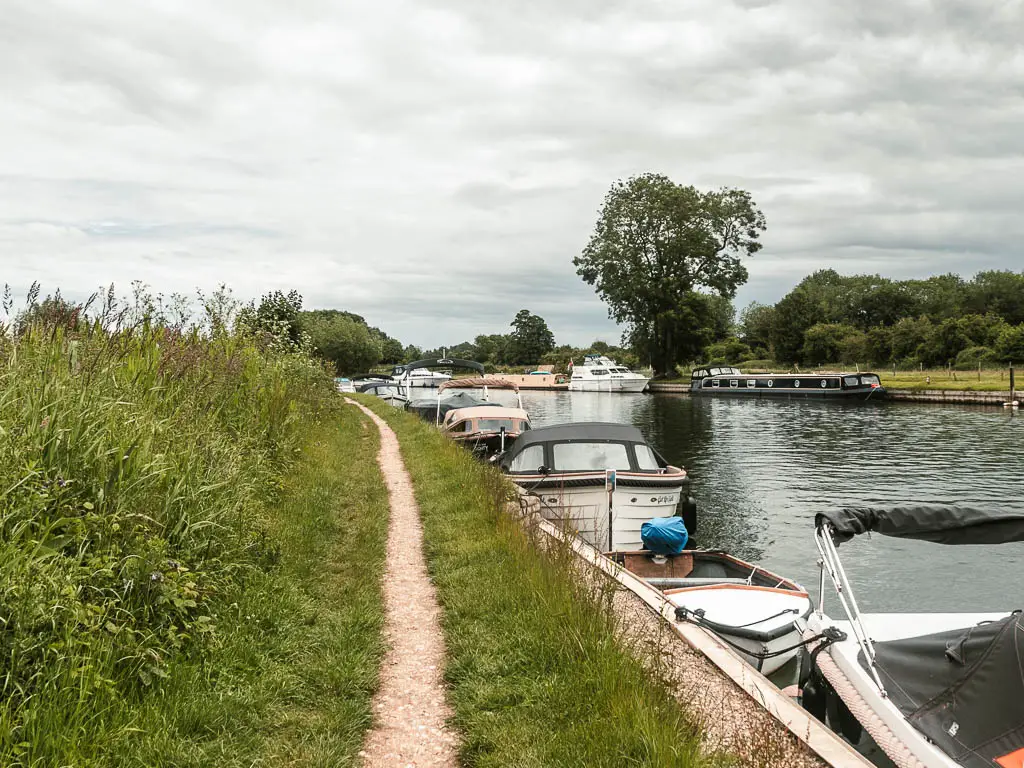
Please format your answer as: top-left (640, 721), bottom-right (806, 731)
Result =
top-left (647, 382), bottom-right (1016, 404)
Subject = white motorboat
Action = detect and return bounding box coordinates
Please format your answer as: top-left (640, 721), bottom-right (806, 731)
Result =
top-left (801, 505), bottom-right (1024, 768)
top-left (612, 549), bottom-right (812, 676)
top-left (499, 422), bottom-right (696, 551)
top-left (391, 357), bottom-right (483, 390)
top-left (567, 355), bottom-right (650, 393)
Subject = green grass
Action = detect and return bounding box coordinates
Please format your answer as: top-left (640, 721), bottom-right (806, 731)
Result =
top-left (0, 321), bottom-right (387, 766)
top-left (118, 410), bottom-right (388, 767)
top-left (356, 395), bottom-right (719, 768)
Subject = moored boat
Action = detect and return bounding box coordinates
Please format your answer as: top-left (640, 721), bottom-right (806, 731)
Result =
top-left (801, 505), bottom-right (1024, 767)
top-left (391, 357), bottom-right (484, 390)
top-left (568, 355), bottom-right (650, 393)
top-left (612, 549), bottom-right (812, 675)
top-left (499, 422), bottom-right (696, 551)
top-left (690, 366), bottom-right (885, 400)
top-left (433, 378), bottom-right (531, 458)
top-left (356, 380), bottom-right (409, 407)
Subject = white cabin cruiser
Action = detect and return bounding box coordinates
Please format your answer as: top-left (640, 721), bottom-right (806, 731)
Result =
top-left (801, 505), bottom-right (1024, 768)
top-left (568, 355), bottom-right (650, 393)
top-left (499, 423), bottom-right (696, 551)
top-left (390, 357), bottom-right (484, 390)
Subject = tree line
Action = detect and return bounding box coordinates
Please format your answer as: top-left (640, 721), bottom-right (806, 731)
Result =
top-left (727, 270), bottom-right (1024, 370)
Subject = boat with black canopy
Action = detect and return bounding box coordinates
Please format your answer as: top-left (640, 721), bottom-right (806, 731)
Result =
top-left (499, 422), bottom-right (696, 551)
top-left (355, 380), bottom-right (409, 407)
top-left (800, 504), bottom-right (1024, 767)
top-left (690, 366), bottom-right (885, 400)
top-left (392, 357), bottom-right (484, 390)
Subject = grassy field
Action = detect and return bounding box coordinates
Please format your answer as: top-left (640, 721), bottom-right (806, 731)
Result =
top-left (357, 395), bottom-right (721, 768)
top-left (0, 321), bottom-right (387, 766)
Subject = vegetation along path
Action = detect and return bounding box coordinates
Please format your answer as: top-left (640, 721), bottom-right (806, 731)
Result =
top-left (345, 398), bottom-right (459, 767)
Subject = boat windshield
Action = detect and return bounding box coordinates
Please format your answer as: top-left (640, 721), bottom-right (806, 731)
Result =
top-left (475, 418), bottom-right (518, 432)
top-left (860, 374), bottom-right (880, 386)
top-left (634, 444), bottom-right (661, 470)
top-left (552, 442), bottom-right (631, 471)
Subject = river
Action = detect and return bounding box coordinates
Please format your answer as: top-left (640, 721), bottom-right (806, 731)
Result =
top-left (516, 391), bottom-right (1024, 613)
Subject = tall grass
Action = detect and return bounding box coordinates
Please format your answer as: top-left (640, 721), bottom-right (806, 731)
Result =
top-left (358, 396), bottom-right (721, 767)
top-left (0, 308), bottom-right (384, 765)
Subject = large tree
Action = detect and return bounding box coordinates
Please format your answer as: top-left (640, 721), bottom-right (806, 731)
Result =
top-left (574, 174), bottom-right (765, 374)
top-left (507, 310), bottom-right (555, 366)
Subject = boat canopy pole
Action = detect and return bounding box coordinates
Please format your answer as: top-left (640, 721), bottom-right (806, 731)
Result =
top-left (814, 524), bottom-right (888, 697)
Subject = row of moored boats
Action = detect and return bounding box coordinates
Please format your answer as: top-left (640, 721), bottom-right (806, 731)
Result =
top-left (346, 359), bottom-right (1020, 768)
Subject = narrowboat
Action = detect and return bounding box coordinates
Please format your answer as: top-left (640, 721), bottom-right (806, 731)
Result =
top-left (690, 366), bottom-right (885, 400)
top-left (499, 422), bottom-right (696, 551)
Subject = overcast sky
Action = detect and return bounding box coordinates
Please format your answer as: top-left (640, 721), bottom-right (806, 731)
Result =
top-left (2, 1), bottom-right (1022, 347)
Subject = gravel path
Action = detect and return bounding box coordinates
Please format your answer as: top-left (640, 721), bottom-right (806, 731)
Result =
top-left (346, 399), bottom-right (459, 768)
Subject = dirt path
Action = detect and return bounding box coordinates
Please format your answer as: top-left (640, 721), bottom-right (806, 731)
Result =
top-left (346, 399), bottom-right (459, 767)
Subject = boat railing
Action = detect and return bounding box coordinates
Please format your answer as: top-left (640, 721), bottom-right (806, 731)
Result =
top-left (814, 522), bottom-right (888, 697)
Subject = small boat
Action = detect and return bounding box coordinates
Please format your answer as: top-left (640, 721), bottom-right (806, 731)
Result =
top-left (568, 355), bottom-right (650, 393)
top-left (612, 549), bottom-right (812, 675)
top-left (356, 380), bottom-right (409, 407)
top-left (690, 366), bottom-right (886, 400)
top-left (802, 505), bottom-right (1024, 767)
top-left (431, 378), bottom-right (531, 458)
top-left (499, 422), bottom-right (696, 551)
top-left (391, 357), bottom-right (484, 390)
top-left (334, 377), bottom-right (355, 393)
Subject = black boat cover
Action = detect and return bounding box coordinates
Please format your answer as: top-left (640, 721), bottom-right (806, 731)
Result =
top-left (818, 504), bottom-right (1024, 545)
top-left (394, 358), bottom-right (485, 375)
top-left (858, 611), bottom-right (1024, 768)
top-left (406, 392), bottom-right (501, 421)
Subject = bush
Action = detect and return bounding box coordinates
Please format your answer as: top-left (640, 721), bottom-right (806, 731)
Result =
top-left (994, 324), bottom-right (1024, 362)
top-left (954, 346), bottom-right (999, 370)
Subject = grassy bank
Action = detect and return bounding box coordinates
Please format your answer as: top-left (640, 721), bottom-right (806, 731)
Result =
top-left (356, 396), bottom-right (719, 767)
top-left (0, 321), bottom-right (387, 766)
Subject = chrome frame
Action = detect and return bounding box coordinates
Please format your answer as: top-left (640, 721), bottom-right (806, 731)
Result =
top-left (814, 522), bottom-right (889, 697)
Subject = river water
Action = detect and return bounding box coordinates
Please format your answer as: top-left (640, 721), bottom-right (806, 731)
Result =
top-left (515, 391), bottom-right (1024, 613)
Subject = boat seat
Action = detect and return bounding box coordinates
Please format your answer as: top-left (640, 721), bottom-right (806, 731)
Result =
top-left (647, 577), bottom-right (751, 589)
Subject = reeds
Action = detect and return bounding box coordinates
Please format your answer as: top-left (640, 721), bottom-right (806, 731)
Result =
top-left (0, 290), bottom-right (377, 765)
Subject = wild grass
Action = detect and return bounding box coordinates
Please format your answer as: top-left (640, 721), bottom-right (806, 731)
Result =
top-left (357, 395), bottom-right (721, 767)
top-left (0, 311), bottom-right (386, 765)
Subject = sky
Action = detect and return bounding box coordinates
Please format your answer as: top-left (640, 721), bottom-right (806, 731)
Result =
top-left (2, 0), bottom-right (1023, 347)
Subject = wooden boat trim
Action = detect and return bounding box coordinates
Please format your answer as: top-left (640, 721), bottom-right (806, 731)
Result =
top-left (532, 516), bottom-right (874, 768)
top-left (663, 583), bottom-right (809, 597)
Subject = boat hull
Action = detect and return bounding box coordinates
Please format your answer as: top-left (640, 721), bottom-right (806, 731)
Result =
top-left (568, 378), bottom-right (650, 393)
top-left (512, 475), bottom-right (685, 551)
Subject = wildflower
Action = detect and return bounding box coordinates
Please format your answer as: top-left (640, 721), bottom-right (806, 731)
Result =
top-left (149, 571), bottom-right (163, 583)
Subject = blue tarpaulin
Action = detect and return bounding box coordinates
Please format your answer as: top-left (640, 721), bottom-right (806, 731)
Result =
top-left (640, 516), bottom-right (689, 554)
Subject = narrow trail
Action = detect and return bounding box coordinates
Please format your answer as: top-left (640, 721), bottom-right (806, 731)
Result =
top-left (345, 398), bottom-right (459, 768)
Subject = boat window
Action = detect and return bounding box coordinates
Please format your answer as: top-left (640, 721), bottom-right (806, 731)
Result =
top-left (729, 379), bottom-right (738, 388)
top-left (794, 380), bottom-right (801, 388)
top-left (747, 379), bottom-right (756, 388)
top-left (519, 421), bottom-right (531, 431)
top-left (767, 379), bottom-right (774, 388)
top-left (861, 374), bottom-right (880, 386)
top-left (509, 444), bottom-right (545, 473)
top-left (843, 375), bottom-right (859, 387)
top-left (476, 419), bottom-right (516, 432)
top-left (820, 379), bottom-right (828, 388)
top-left (633, 444), bottom-right (661, 471)
top-left (552, 442), bottom-right (631, 471)
top-left (590, 369), bottom-right (610, 376)
top-left (711, 379), bottom-right (720, 388)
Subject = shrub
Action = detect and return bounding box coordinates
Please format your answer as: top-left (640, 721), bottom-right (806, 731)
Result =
top-left (954, 346), bottom-right (999, 370)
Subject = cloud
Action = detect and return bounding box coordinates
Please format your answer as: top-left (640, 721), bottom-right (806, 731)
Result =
top-left (2, 0), bottom-right (1022, 346)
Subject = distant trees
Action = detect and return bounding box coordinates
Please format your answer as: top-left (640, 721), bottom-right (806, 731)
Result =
top-left (574, 173), bottom-right (766, 374)
top-left (740, 269), bottom-right (1024, 368)
top-left (507, 310), bottom-right (555, 366)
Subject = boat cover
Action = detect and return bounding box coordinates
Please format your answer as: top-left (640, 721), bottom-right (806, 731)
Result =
top-left (406, 392), bottom-right (501, 420)
top-left (395, 358), bottom-right (485, 375)
top-left (640, 516), bottom-right (688, 554)
top-left (818, 504), bottom-right (1024, 545)
top-left (858, 611), bottom-right (1024, 768)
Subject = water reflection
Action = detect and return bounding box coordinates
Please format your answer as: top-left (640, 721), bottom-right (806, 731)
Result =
top-left (519, 391), bottom-right (1024, 612)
